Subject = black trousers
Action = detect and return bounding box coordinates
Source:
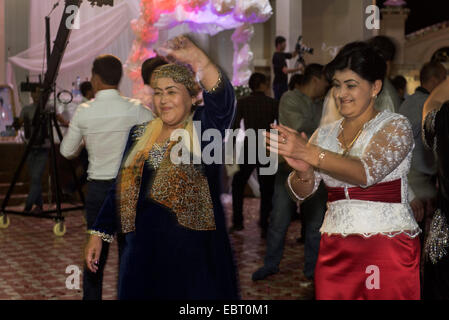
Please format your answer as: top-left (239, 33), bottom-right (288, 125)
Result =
top-left (231, 164), bottom-right (275, 231)
top-left (273, 82), bottom-right (288, 101)
top-left (83, 179), bottom-right (124, 300)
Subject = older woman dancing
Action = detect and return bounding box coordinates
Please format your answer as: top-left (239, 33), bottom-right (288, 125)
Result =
top-left (84, 36), bottom-right (239, 300)
top-left (265, 42), bottom-right (421, 300)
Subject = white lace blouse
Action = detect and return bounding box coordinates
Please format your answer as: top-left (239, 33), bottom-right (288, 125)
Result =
top-left (288, 111), bottom-right (421, 238)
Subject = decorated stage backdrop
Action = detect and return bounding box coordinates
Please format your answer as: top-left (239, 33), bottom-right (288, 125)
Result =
top-left (7, 0), bottom-right (272, 115)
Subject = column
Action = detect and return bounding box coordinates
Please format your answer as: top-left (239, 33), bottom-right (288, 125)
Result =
top-left (0, 0), bottom-right (5, 83)
top-left (380, 5), bottom-right (410, 64)
top-left (275, 0), bottom-right (302, 55)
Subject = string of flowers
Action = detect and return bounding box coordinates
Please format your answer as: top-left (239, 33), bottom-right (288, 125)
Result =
top-left (125, 0), bottom-right (272, 100)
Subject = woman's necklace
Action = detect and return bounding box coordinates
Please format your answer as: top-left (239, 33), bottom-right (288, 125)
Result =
top-left (341, 120), bottom-right (364, 157)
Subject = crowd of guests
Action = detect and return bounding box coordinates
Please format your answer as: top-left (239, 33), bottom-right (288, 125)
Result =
top-left (14, 33), bottom-right (449, 300)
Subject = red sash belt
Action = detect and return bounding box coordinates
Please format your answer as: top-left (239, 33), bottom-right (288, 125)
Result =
top-left (327, 179), bottom-right (402, 203)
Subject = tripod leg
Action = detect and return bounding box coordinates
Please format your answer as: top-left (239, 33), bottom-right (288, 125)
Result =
top-left (1, 119), bottom-right (43, 213)
top-left (48, 116), bottom-right (63, 223)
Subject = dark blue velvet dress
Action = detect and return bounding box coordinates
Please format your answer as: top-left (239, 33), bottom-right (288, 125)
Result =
top-left (92, 78), bottom-right (239, 300)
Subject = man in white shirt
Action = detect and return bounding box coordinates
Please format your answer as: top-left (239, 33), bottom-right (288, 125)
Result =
top-left (60, 54), bottom-right (154, 300)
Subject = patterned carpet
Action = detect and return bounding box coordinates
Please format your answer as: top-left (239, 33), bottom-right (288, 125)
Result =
top-left (0, 196), bottom-right (314, 300)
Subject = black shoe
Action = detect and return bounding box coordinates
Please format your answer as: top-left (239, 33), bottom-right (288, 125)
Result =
top-left (31, 205), bottom-right (43, 215)
top-left (229, 225), bottom-right (244, 233)
top-left (252, 266), bottom-right (279, 281)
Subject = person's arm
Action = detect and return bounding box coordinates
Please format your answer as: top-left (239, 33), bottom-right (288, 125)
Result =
top-left (422, 78), bottom-right (449, 148)
top-left (16, 108), bottom-right (25, 128)
top-left (268, 116), bottom-right (413, 188)
top-left (199, 74), bottom-right (235, 134)
top-left (285, 130), bottom-right (322, 201)
top-left (158, 35), bottom-right (235, 133)
top-left (85, 182), bottom-right (116, 273)
top-left (282, 66), bottom-right (303, 74)
top-left (422, 109), bottom-right (438, 150)
top-left (60, 107), bottom-right (84, 159)
top-left (157, 35), bottom-right (219, 91)
top-left (283, 52), bottom-right (301, 73)
top-left (56, 113), bottom-right (69, 127)
top-left (313, 117), bottom-right (413, 187)
top-left (423, 78), bottom-right (449, 124)
top-left (85, 124), bottom-right (142, 272)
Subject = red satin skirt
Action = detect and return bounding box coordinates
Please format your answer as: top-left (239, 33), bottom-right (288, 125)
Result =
top-left (314, 233), bottom-right (421, 300)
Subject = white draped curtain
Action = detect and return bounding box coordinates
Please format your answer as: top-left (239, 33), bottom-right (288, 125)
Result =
top-left (8, 0), bottom-right (141, 114)
top-left (7, 0), bottom-right (273, 116)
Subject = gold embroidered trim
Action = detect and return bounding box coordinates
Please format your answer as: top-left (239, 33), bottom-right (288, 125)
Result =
top-left (87, 230), bottom-right (114, 243)
top-left (149, 149), bottom-right (216, 231)
top-left (118, 115), bottom-right (208, 234)
top-left (152, 64), bottom-right (201, 97)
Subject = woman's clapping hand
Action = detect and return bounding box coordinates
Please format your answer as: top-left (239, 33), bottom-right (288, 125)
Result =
top-left (264, 123), bottom-right (318, 173)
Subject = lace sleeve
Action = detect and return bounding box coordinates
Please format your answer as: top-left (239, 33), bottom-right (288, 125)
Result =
top-left (360, 116), bottom-right (413, 187)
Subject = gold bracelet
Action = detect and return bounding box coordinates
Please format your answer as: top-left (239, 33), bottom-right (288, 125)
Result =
top-left (293, 171), bottom-right (313, 184)
top-left (202, 70), bottom-right (223, 94)
top-left (317, 150), bottom-right (326, 168)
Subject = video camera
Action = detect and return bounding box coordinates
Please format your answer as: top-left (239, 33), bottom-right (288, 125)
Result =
top-left (86, 0), bottom-right (114, 6)
top-left (295, 36), bottom-right (314, 65)
top-left (20, 76), bottom-right (43, 93)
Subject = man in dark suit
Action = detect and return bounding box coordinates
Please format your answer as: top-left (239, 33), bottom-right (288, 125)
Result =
top-left (230, 73), bottom-right (278, 238)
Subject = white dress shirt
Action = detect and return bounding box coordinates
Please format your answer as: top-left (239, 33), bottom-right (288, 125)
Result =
top-left (60, 89), bottom-right (154, 180)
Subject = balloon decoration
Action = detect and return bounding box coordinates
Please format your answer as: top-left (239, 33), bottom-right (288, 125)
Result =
top-left (125, 0), bottom-right (272, 99)
top-left (231, 24), bottom-right (254, 86)
top-left (211, 0), bottom-right (235, 16)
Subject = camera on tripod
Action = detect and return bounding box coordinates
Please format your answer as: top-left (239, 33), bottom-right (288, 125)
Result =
top-left (20, 76), bottom-right (43, 93)
top-left (295, 36), bottom-right (314, 63)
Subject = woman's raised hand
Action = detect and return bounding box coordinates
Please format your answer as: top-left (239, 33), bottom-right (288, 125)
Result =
top-left (156, 35), bottom-right (219, 91)
top-left (157, 35), bottom-right (209, 73)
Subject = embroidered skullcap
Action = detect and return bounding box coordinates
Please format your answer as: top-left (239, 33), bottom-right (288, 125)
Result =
top-left (152, 64), bottom-right (201, 97)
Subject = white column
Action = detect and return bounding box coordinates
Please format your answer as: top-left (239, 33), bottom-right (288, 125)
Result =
top-left (276, 0), bottom-right (302, 54)
top-left (362, 0), bottom-right (379, 40)
top-left (301, 0), bottom-right (378, 65)
top-left (0, 0), bottom-right (5, 83)
top-left (380, 6), bottom-right (410, 65)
